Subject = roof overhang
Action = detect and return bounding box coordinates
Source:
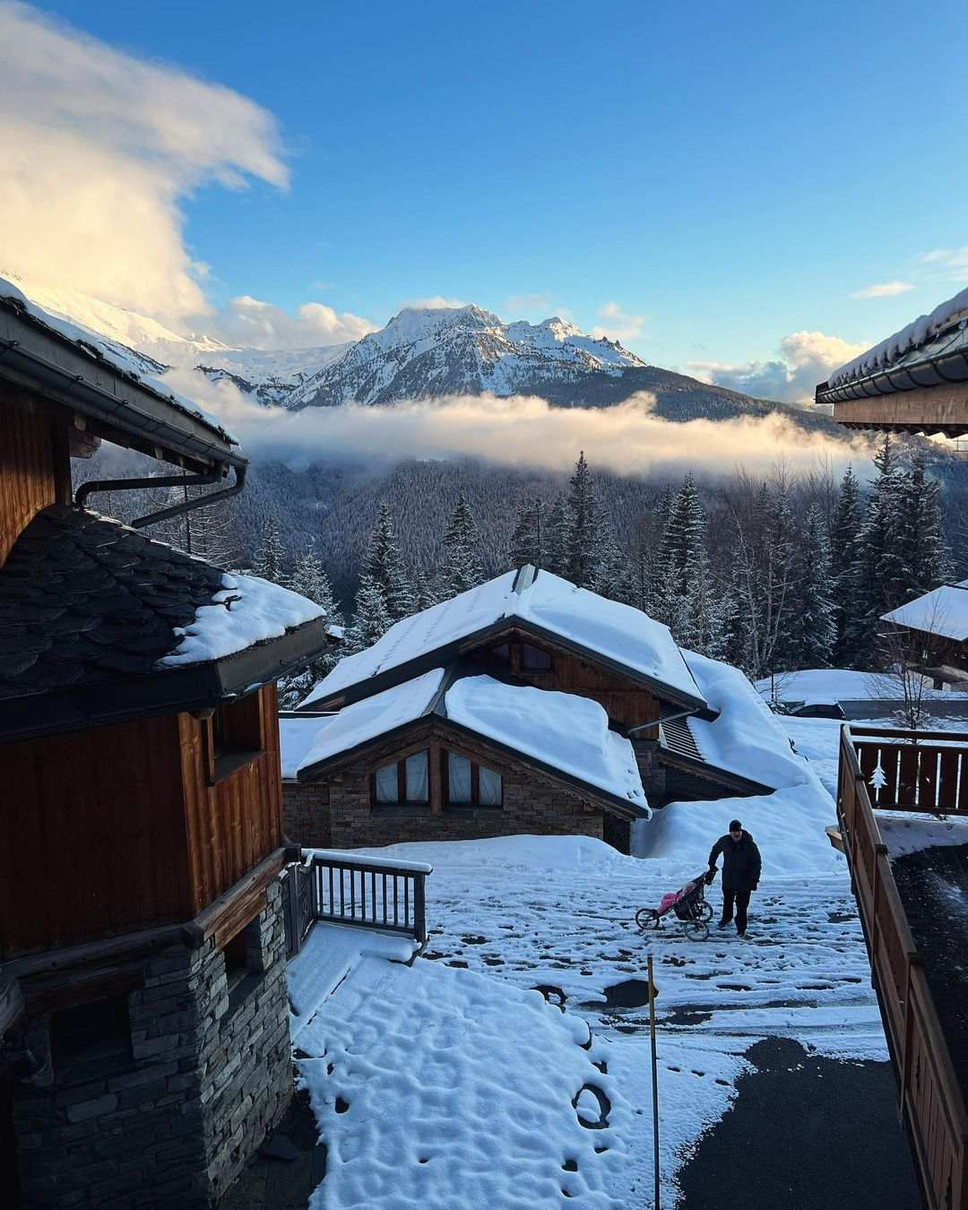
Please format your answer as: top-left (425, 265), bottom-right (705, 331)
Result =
top-left (0, 296), bottom-right (246, 474)
top-left (296, 710), bottom-right (650, 821)
top-left (301, 616), bottom-right (707, 717)
top-left (0, 617), bottom-right (328, 745)
top-left (828, 384), bottom-right (968, 437)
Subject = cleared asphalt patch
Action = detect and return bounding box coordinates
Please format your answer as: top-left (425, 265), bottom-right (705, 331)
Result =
top-left (677, 1037), bottom-right (922, 1210)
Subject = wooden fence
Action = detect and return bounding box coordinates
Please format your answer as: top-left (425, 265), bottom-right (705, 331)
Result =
top-left (281, 849), bottom-right (432, 959)
top-left (850, 726), bottom-right (968, 814)
top-left (838, 725), bottom-right (968, 1210)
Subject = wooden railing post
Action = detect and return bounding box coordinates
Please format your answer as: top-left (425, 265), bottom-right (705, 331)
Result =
top-left (898, 954), bottom-right (916, 1120)
top-left (414, 873), bottom-right (427, 946)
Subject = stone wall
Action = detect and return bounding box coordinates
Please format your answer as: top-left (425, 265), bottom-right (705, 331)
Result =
top-left (12, 880), bottom-right (291, 1209)
top-left (282, 780), bottom-right (331, 848)
top-left (284, 724), bottom-right (605, 850)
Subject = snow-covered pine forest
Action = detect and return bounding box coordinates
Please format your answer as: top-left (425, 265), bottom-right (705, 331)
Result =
top-left (73, 434), bottom-right (953, 706)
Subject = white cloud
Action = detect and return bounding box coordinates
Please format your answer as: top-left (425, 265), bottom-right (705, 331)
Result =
top-left (210, 295), bottom-right (376, 350)
top-left (192, 387), bottom-right (872, 480)
top-left (917, 248), bottom-right (968, 283)
top-left (691, 330), bottom-right (867, 403)
top-left (0, 2), bottom-right (288, 326)
top-left (851, 281), bottom-right (913, 299)
top-left (399, 296), bottom-right (470, 311)
top-left (591, 302), bottom-right (645, 343)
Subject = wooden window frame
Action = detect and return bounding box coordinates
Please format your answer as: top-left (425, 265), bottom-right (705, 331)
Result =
top-left (441, 748), bottom-right (503, 810)
top-left (369, 748), bottom-right (431, 811)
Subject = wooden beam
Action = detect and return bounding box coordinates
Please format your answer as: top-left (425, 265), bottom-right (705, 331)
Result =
top-left (833, 386), bottom-right (968, 436)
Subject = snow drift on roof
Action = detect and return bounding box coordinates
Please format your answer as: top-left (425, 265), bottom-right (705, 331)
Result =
top-left (299, 669), bottom-right (446, 772)
top-left (302, 568), bottom-right (703, 708)
top-left (882, 585), bottom-right (968, 642)
top-left (158, 571), bottom-right (325, 667)
top-left (0, 275), bottom-right (234, 442)
top-left (444, 674), bottom-right (648, 812)
top-left (684, 651), bottom-right (810, 791)
top-left (829, 285), bottom-right (968, 387)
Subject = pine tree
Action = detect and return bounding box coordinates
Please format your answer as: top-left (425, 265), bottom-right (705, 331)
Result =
top-left (544, 497), bottom-right (569, 576)
top-left (343, 574), bottom-right (393, 655)
top-left (716, 566), bottom-right (753, 673)
top-left (651, 474), bottom-right (715, 649)
top-left (509, 498), bottom-right (544, 569)
top-left (763, 481), bottom-right (799, 672)
top-left (565, 451), bottom-right (604, 587)
top-left (786, 506), bottom-right (837, 669)
top-left (831, 466), bottom-right (863, 665)
top-left (441, 492), bottom-right (484, 598)
top-left (288, 548), bottom-right (342, 623)
top-left (414, 570), bottom-right (443, 611)
top-left (900, 447), bottom-right (947, 600)
top-left (847, 436), bottom-right (909, 665)
top-left (252, 514), bottom-right (286, 584)
top-left (364, 501), bottom-right (415, 620)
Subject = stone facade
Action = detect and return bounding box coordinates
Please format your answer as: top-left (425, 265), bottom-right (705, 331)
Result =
top-left (11, 880), bottom-right (291, 1209)
top-left (284, 723), bottom-right (605, 850)
top-left (282, 780), bottom-right (331, 849)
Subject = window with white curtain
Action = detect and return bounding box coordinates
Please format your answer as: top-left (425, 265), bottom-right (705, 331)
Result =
top-left (445, 750), bottom-right (503, 807)
top-left (374, 762), bottom-right (399, 803)
top-left (447, 752), bottom-right (473, 803)
top-left (373, 751), bottom-right (429, 805)
top-left (405, 751), bottom-right (429, 802)
top-left (479, 765), bottom-right (503, 805)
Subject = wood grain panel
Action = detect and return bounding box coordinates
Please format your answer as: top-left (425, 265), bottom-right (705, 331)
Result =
top-left (179, 684), bottom-right (283, 914)
top-left (0, 713), bottom-right (191, 956)
top-left (0, 394), bottom-right (61, 566)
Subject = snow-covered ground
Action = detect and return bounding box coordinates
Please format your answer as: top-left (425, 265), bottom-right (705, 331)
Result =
top-left (289, 813), bottom-right (885, 1208)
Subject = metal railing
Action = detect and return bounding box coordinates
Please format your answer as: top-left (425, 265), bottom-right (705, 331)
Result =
top-left (282, 849), bottom-right (432, 959)
top-left (838, 725), bottom-right (968, 1210)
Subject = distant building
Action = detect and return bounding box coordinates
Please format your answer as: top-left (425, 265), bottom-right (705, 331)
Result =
top-left (0, 280), bottom-right (328, 1209)
top-left (284, 567), bottom-right (774, 854)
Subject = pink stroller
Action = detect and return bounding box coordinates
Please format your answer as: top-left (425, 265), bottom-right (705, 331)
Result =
top-left (635, 870), bottom-right (715, 941)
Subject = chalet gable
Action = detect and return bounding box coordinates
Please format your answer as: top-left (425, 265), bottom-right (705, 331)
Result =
top-left (301, 566), bottom-right (707, 716)
top-left (288, 665), bottom-right (651, 820)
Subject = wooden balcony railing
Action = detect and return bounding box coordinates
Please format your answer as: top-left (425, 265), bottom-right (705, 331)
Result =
top-left (850, 725), bottom-right (968, 814)
top-left (838, 725), bottom-right (968, 1210)
top-left (281, 848), bottom-right (432, 959)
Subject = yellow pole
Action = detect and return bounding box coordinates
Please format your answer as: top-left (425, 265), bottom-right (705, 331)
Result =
top-left (648, 953), bottom-right (660, 1210)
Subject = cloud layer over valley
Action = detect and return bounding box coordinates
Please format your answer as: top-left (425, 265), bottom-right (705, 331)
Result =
top-left (173, 372), bottom-right (873, 480)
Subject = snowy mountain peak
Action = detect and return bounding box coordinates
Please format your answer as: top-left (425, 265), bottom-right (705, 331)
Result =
top-left (275, 302), bottom-right (650, 409)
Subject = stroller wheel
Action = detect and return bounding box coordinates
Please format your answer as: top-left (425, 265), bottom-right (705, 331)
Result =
top-left (635, 907), bottom-right (660, 930)
top-left (699, 902), bottom-right (713, 923)
top-left (682, 920), bottom-right (709, 942)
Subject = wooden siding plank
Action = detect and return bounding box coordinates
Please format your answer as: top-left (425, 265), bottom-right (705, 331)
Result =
top-left (0, 394), bottom-right (60, 567)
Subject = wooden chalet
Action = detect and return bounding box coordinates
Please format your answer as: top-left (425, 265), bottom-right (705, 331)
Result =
top-left (284, 566), bottom-right (774, 854)
top-left (0, 281), bottom-right (329, 1209)
top-left (825, 294), bottom-right (968, 1210)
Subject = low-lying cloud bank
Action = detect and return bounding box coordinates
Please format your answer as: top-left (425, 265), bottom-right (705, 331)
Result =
top-left (171, 372), bottom-right (874, 479)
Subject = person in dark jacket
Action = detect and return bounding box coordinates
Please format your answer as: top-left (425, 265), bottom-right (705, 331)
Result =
top-left (706, 818), bottom-right (761, 937)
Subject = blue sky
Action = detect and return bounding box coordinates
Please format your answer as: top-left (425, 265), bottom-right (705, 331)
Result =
top-left (9, 1), bottom-right (968, 397)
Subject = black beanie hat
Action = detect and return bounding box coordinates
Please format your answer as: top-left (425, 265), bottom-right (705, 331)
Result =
top-left (729, 819), bottom-right (742, 831)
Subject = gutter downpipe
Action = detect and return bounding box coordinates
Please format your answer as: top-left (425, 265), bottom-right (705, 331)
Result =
top-left (74, 463), bottom-right (247, 529)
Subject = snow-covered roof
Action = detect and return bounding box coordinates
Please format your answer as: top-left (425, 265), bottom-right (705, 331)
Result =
top-left (302, 567), bottom-right (705, 711)
top-left (295, 666), bottom-right (649, 817)
top-left (823, 284), bottom-right (968, 394)
top-left (683, 651), bottom-right (811, 791)
top-left (755, 667), bottom-right (965, 704)
top-left (0, 275), bottom-right (239, 454)
top-left (159, 571), bottom-right (326, 667)
top-left (298, 669), bottom-right (447, 773)
top-left (882, 584), bottom-right (968, 642)
top-left (0, 505), bottom-right (328, 741)
top-left (444, 675), bottom-right (647, 813)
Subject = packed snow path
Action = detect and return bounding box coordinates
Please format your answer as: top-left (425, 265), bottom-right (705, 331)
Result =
top-left (288, 833), bottom-right (898, 1208)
